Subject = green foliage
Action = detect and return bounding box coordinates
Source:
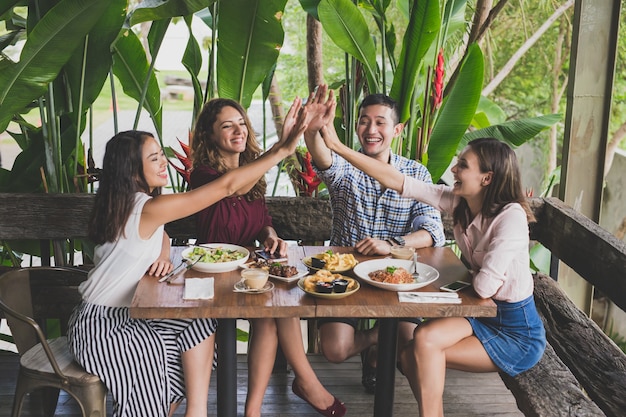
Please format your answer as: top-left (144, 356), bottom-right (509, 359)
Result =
top-left (216, 0), bottom-right (288, 109)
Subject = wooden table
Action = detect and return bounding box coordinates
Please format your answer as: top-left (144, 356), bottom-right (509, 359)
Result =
top-left (130, 246), bottom-right (496, 417)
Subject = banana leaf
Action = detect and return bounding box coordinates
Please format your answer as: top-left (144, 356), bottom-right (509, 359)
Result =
top-left (0, 0), bottom-right (109, 132)
top-left (111, 28), bottom-right (163, 140)
top-left (64, 0), bottom-right (127, 120)
top-left (390, 0), bottom-right (440, 123)
top-left (217, 0), bottom-right (287, 108)
top-left (426, 43), bottom-right (483, 182)
top-left (127, 0), bottom-right (213, 27)
top-left (181, 14), bottom-right (204, 122)
top-left (461, 113), bottom-right (563, 151)
top-left (318, 0), bottom-right (380, 93)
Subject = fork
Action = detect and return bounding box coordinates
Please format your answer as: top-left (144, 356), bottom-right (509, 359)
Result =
top-left (159, 258), bottom-right (200, 283)
top-left (411, 251), bottom-right (421, 280)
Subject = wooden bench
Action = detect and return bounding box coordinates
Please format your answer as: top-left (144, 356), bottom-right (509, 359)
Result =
top-left (1, 193), bottom-right (625, 416)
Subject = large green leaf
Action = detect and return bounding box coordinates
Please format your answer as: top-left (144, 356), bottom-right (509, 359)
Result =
top-left (111, 28), bottom-right (163, 139)
top-left (0, 0), bottom-right (110, 132)
top-left (318, 0), bottom-right (379, 92)
top-left (389, 0), bottom-right (440, 122)
top-left (182, 14), bottom-right (204, 121)
top-left (461, 113), bottom-right (562, 151)
top-left (426, 43), bottom-right (484, 182)
top-left (217, 0), bottom-right (287, 108)
top-left (127, 0), bottom-right (213, 26)
top-left (64, 0), bottom-right (127, 118)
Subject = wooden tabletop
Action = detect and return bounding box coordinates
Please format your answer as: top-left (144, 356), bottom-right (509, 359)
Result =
top-left (130, 246), bottom-right (496, 319)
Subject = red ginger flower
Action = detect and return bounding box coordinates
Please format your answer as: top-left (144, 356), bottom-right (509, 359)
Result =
top-left (432, 48), bottom-right (444, 110)
top-left (169, 138), bottom-right (192, 184)
top-left (296, 150), bottom-right (322, 197)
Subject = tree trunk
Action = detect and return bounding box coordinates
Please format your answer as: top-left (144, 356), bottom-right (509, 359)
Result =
top-left (306, 15), bottom-right (324, 93)
top-left (548, 21), bottom-right (570, 187)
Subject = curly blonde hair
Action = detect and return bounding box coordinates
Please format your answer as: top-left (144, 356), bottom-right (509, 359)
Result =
top-left (191, 98), bottom-right (266, 200)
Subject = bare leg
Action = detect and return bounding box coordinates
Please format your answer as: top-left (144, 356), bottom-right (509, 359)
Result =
top-left (318, 322), bottom-right (377, 363)
top-left (400, 318), bottom-right (496, 417)
top-left (277, 318), bottom-right (338, 410)
top-left (245, 318), bottom-right (279, 417)
top-left (178, 334), bottom-right (215, 417)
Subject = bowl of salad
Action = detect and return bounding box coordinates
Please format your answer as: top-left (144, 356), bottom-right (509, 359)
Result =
top-left (181, 244), bottom-right (250, 273)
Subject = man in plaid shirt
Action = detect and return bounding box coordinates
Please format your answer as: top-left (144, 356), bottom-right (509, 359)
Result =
top-left (303, 85), bottom-right (445, 394)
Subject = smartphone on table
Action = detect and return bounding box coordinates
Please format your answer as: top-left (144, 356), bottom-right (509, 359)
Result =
top-left (254, 249), bottom-right (288, 263)
top-left (440, 280), bottom-right (472, 292)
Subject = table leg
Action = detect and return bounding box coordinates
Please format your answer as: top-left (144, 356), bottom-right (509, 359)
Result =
top-left (216, 318), bottom-right (237, 417)
top-left (373, 318), bottom-right (398, 417)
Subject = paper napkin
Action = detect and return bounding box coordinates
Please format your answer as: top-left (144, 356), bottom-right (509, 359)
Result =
top-left (398, 292), bottom-right (462, 304)
top-left (184, 277), bottom-right (215, 300)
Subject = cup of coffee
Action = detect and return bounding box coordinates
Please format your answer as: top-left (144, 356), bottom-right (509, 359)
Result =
top-left (241, 268), bottom-right (269, 289)
top-left (390, 246), bottom-right (414, 260)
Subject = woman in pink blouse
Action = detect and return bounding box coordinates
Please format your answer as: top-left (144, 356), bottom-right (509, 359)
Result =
top-left (309, 92), bottom-right (545, 417)
top-left (189, 98), bottom-right (345, 417)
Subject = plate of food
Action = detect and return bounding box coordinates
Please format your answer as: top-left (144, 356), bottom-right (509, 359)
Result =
top-left (182, 244), bottom-right (250, 273)
top-left (302, 250), bottom-right (359, 273)
top-left (297, 270), bottom-right (360, 299)
top-left (353, 259), bottom-right (439, 291)
top-left (241, 259), bottom-right (307, 283)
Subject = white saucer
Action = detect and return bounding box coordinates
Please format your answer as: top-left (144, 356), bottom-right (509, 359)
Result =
top-left (233, 280), bottom-right (274, 294)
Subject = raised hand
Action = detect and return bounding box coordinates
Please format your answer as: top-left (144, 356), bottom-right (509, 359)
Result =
top-left (275, 97), bottom-right (309, 154)
top-left (303, 84), bottom-right (336, 133)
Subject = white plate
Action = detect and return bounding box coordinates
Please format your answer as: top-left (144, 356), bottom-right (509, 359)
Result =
top-left (353, 259), bottom-right (439, 291)
top-left (233, 280), bottom-right (274, 294)
top-left (297, 277), bottom-right (360, 299)
top-left (182, 244), bottom-right (250, 273)
top-left (240, 263), bottom-right (308, 283)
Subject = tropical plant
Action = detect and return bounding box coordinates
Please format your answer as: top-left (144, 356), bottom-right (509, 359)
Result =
top-left (304, 0), bottom-right (561, 182)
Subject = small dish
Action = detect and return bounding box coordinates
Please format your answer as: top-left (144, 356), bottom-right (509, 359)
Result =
top-left (240, 263), bottom-right (308, 283)
top-left (233, 280), bottom-right (274, 294)
top-left (302, 255), bottom-right (357, 273)
top-left (297, 277), bottom-right (360, 299)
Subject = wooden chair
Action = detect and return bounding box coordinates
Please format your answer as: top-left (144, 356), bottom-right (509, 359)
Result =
top-left (0, 267), bottom-right (106, 417)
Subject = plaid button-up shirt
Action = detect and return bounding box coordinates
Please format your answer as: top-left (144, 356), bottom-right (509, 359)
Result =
top-left (316, 151), bottom-right (445, 247)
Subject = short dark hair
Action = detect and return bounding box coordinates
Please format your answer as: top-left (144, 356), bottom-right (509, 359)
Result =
top-left (358, 94), bottom-right (401, 124)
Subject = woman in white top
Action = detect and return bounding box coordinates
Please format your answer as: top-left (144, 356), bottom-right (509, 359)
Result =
top-left (68, 98), bottom-right (308, 417)
top-left (305, 88), bottom-right (545, 417)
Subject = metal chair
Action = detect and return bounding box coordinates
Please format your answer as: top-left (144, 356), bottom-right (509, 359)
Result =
top-left (0, 267), bottom-right (106, 417)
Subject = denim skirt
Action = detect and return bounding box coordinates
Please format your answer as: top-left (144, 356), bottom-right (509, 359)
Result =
top-left (468, 295), bottom-right (546, 376)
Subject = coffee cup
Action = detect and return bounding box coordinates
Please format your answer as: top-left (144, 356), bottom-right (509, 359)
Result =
top-left (241, 268), bottom-right (269, 289)
top-left (390, 246), bottom-right (414, 260)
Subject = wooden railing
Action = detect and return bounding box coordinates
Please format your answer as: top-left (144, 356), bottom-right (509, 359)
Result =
top-left (1, 193), bottom-right (625, 416)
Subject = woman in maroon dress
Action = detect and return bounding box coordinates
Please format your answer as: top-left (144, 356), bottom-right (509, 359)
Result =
top-left (189, 98), bottom-right (345, 417)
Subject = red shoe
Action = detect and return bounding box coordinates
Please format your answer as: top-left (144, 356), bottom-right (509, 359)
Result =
top-left (292, 380), bottom-right (346, 417)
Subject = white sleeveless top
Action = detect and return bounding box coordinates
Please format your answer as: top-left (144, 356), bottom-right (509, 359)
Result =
top-left (79, 193), bottom-right (164, 307)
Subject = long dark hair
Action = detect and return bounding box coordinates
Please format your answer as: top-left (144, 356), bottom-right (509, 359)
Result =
top-left (453, 138), bottom-right (535, 229)
top-left (88, 130), bottom-right (160, 244)
top-left (191, 98), bottom-right (265, 200)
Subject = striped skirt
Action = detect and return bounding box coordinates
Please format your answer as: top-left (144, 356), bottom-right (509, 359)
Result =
top-left (68, 302), bottom-right (217, 417)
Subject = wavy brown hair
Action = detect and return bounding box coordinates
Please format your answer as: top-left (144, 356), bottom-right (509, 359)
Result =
top-left (191, 98), bottom-right (265, 201)
top-left (88, 130), bottom-right (160, 244)
top-left (453, 138), bottom-right (535, 230)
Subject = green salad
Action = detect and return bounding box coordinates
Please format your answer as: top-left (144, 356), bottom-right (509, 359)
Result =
top-left (188, 246), bottom-right (246, 263)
